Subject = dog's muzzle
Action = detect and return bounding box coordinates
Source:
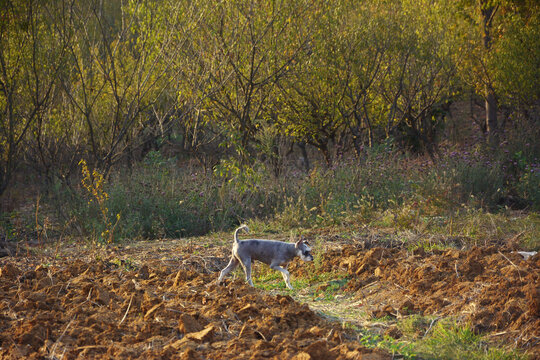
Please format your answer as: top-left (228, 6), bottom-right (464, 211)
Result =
top-left (302, 250), bottom-right (314, 261)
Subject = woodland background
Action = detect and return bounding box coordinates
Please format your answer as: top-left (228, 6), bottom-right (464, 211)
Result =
top-left (0, 0), bottom-right (539, 244)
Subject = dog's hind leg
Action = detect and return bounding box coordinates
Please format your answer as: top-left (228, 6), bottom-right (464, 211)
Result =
top-left (271, 264), bottom-right (293, 290)
top-left (218, 257), bottom-right (239, 283)
top-left (240, 258), bottom-right (254, 286)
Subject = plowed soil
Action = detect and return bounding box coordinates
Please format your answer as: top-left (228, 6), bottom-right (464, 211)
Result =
top-left (0, 242), bottom-right (390, 360)
top-left (303, 244), bottom-right (540, 357)
top-left (1, 239), bottom-right (539, 359)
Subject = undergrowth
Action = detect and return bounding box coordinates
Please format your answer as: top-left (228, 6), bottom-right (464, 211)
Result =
top-left (4, 144), bottom-right (539, 249)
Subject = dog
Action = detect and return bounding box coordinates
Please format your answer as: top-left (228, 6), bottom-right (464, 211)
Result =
top-left (217, 225), bottom-right (313, 289)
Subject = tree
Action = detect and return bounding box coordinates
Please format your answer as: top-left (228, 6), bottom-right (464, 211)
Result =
top-left (193, 0), bottom-right (317, 163)
top-left (338, 1), bottom-right (387, 152)
top-left (275, 0), bottom-right (347, 166)
top-left (377, 0), bottom-right (457, 158)
top-left (57, 0), bottom-right (208, 175)
top-left (0, 0), bottom-right (69, 196)
top-left (453, 0), bottom-right (540, 143)
top-left (489, 2), bottom-right (540, 129)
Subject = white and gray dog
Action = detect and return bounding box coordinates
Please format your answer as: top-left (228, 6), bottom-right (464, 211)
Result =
top-left (218, 225), bottom-right (313, 289)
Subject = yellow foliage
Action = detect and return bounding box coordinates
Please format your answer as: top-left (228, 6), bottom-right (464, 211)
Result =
top-left (79, 159), bottom-right (120, 243)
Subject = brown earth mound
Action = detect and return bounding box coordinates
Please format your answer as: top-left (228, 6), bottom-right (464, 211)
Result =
top-left (317, 245), bottom-right (540, 356)
top-left (0, 253), bottom-right (390, 359)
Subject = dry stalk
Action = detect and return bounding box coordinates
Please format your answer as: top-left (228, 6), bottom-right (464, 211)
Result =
top-left (75, 345), bottom-right (108, 350)
top-left (423, 317), bottom-right (440, 338)
top-left (50, 317), bottom-right (75, 359)
top-left (119, 294), bottom-right (134, 325)
top-left (498, 251), bottom-right (523, 281)
top-left (254, 330), bottom-right (267, 341)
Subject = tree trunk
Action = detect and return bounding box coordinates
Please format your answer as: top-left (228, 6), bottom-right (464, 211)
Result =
top-left (350, 125), bottom-right (363, 159)
top-left (319, 142), bottom-right (332, 168)
top-left (486, 87), bottom-right (498, 142)
top-left (480, 1), bottom-right (499, 143)
top-left (297, 142), bottom-right (310, 172)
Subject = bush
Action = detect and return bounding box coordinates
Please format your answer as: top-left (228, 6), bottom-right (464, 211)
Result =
top-left (517, 167), bottom-right (540, 210)
top-left (46, 144), bottom-right (539, 242)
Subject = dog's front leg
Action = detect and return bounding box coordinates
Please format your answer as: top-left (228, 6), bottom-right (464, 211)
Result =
top-left (271, 265), bottom-right (293, 289)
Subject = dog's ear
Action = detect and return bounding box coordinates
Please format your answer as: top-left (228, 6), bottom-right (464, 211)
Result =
top-left (295, 236), bottom-right (304, 248)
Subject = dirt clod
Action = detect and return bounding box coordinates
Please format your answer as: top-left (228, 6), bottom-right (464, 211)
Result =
top-left (185, 324), bottom-right (215, 342)
top-left (0, 263), bottom-right (20, 278)
top-left (178, 313), bottom-right (203, 334)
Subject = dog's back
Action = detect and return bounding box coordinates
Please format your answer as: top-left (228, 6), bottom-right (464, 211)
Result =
top-left (236, 239), bottom-right (296, 266)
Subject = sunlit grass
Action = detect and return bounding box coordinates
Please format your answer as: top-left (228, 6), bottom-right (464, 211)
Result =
top-left (413, 320), bottom-right (527, 360)
top-left (336, 316), bottom-right (526, 360)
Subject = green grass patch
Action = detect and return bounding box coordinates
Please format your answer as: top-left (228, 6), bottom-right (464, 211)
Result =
top-left (424, 209), bottom-right (540, 250)
top-left (340, 318), bottom-right (526, 360)
top-left (252, 262), bottom-right (345, 294)
top-left (413, 320), bottom-right (526, 360)
top-left (398, 314), bottom-right (437, 339)
top-left (253, 271), bottom-right (289, 291)
top-left (313, 278), bottom-right (349, 301)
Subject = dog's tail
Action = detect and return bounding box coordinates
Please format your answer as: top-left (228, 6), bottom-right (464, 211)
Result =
top-left (234, 224), bottom-right (249, 243)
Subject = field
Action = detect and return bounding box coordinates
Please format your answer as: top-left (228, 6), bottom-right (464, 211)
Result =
top-left (1, 0), bottom-right (539, 358)
top-left (1, 227), bottom-right (538, 359)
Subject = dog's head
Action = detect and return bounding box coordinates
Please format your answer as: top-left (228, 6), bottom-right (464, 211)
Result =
top-left (295, 236), bottom-right (314, 261)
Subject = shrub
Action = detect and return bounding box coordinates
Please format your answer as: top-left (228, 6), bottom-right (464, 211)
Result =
top-left (516, 164), bottom-right (540, 210)
top-left (45, 144), bottom-right (539, 242)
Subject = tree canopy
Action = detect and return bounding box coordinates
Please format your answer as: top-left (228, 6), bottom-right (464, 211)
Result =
top-left (0, 0), bottom-right (538, 195)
